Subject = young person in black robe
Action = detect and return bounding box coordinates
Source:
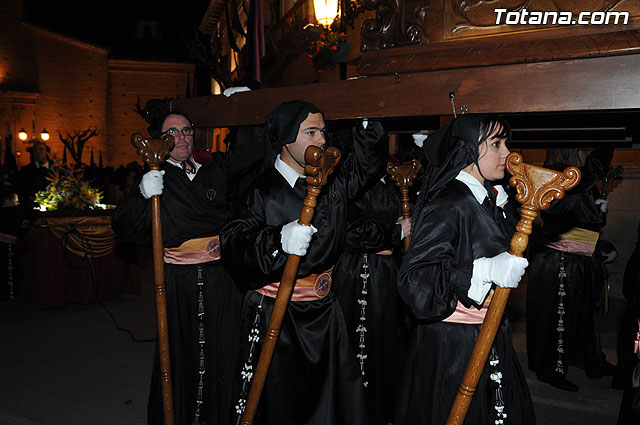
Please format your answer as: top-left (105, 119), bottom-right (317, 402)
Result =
top-left (526, 147), bottom-right (614, 392)
top-left (332, 175), bottom-right (410, 425)
top-left (220, 100), bottom-right (387, 425)
top-left (395, 114), bottom-right (536, 425)
top-left (112, 111), bottom-right (261, 425)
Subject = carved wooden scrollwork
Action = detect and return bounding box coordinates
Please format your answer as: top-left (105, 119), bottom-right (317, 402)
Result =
top-left (506, 151), bottom-right (580, 211)
top-left (449, 0), bottom-right (534, 34)
top-left (362, 0), bottom-right (429, 50)
top-left (406, 1), bottom-right (430, 44)
top-left (131, 133), bottom-right (175, 171)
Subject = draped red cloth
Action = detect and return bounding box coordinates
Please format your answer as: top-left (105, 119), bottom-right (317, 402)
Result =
top-left (20, 213), bottom-right (141, 308)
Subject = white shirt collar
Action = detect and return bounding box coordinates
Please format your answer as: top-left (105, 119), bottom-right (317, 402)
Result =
top-left (167, 157), bottom-right (202, 181)
top-left (455, 171), bottom-right (488, 204)
top-left (455, 170), bottom-right (508, 208)
top-left (275, 154), bottom-right (305, 188)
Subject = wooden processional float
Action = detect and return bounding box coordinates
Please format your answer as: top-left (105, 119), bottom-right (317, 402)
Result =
top-left (240, 145), bottom-right (342, 425)
top-left (131, 133), bottom-right (176, 425)
top-left (446, 151), bottom-right (581, 425)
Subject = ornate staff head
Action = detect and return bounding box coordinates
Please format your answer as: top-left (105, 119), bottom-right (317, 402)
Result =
top-left (131, 133), bottom-right (175, 170)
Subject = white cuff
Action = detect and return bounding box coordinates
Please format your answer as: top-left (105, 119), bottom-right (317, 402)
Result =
top-left (468, 258), bottom-right (492, 304)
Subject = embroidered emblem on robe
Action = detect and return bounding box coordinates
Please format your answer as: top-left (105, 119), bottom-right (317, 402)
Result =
top-left (315, 272), bottom-right (332, 297)
top-left (207, 237), bottom-right (220, 257)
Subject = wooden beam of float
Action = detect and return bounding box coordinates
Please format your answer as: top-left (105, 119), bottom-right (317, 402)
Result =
top-left (173, 54), bottom-right (640, 128)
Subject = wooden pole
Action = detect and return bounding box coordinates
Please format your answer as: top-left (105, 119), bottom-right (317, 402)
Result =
top-left (387, 159), bottom-right (421, 253)
top-left (131, 133), bottom-right (175, 425)
top-left (240, 145), bottom-right (342, 425)
top-left (445, 152), bottom-right (581, 425)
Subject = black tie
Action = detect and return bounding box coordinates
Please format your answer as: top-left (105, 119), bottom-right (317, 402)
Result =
top-left (181, 160), bottom-right (196, 175)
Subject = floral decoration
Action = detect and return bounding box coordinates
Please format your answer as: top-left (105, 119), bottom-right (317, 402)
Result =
top-left (34, 166), bottom-right (103, 211)
top-left (305, 29), bottom-right (347, 72)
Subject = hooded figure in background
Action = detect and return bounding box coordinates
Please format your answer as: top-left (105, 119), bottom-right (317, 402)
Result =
top-left (396, 113), bottom-right (536, 425)
top-left (221, 100), bottom-right (388, 425)
top-left (526, 147), bottom-right (614, 392)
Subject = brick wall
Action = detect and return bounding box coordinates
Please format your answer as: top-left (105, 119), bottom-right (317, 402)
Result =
top-left (107, 60), bottom-right (194, 167)
top-left (30, 25), bottom-right (109, 166)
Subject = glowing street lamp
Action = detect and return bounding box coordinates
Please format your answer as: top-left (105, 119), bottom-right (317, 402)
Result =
top-left (313, 0), bottom-right (339, 27)
top-left (18, 128), bottom-right (28, 141)
top-left (17, 122), bottom-right (49, 142)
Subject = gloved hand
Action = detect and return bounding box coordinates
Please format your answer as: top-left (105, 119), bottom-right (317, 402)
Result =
top-left (473, 252), bottom-right (528, 289)
top-left (397, 216), bottom-right (411, 240)
top-left (362, 118), bottom-right (368, 129)
top-left (139, 170), bottom-right (165, 199)
top-left (281, 220), bottom-right (318, 256)
top-left (595, 198), bottom-right (608, 213)
top-left (352, 120), bottom-right (385, 145)
top-left (223, 86), bottom-right (251, 97)
top-left (412, 133), bottom-right (428, 148)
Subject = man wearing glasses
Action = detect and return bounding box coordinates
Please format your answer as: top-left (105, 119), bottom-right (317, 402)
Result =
top-left (113, 111), bottom-right (259, 425)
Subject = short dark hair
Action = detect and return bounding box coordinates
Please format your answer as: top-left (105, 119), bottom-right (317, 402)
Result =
top-left (478, 115), bottom-right (512, 145)
top-left (149, 111), bottom-right (194, 138)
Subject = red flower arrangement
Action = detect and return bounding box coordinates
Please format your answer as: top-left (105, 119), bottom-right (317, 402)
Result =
top-left (305, 29), bottom-right (347, 72)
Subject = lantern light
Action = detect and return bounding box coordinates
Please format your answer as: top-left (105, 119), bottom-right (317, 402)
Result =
top-left (313, 0), bottom-right (340, 27)
top-left (40, 128), bottom-right (50, 141)
top-left (18, 128), bottom-right (28, 141)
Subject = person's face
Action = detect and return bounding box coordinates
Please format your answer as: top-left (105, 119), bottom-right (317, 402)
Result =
top-left (163, 114), bottom-right (194, 162)
top-left (31, 143), bottom-right (48, 163)
top-left (3, 194), bottom-right (19, 207)
top-left (476, 127), bottom-right (511, 182)
top-left (282, 112), bottom-right (326, 172)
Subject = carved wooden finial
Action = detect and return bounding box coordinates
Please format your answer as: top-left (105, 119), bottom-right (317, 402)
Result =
top-left (304, 146), bottom-right (341, 189)
top-left (387, 159), bottom-right (421, 190)
top-left (130, 133), bottom-right (175, 170)
top-left (387, 159), bottom-right (422, 252)
top-left (506, 151), bottom-right (581, 257)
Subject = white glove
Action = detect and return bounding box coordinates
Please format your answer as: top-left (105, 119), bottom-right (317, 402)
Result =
top-left (281, 220), bottom-right (318, 256)
top-left (223, 86), bottom-right (251, 97)
top-left (474, 252), bottom-right (528, 289)
top-left (139, 170), bottom-right (165, 199)
top-left (412, 133), bottom-right (428, 148)
top-left (362, 118), bottom-right (368, 129)
top-left (397, 216), bottom-right (411, 240)
top-left (595, 198), bottom-right (608, 213)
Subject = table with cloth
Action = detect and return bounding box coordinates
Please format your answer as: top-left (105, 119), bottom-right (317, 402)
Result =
top-left (19, 211), bottom-right (141, 308)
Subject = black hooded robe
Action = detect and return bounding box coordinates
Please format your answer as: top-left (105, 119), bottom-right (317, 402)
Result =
top-left (112, 147), bottom-right (256, 425)
top-left (395, 114), bottom-right (536, 425)
top-left (332, 177), bottom-right (410, 425)
top-left (526, 148), bottom-right (613, 379)
top-left (220, 120), bottom-right (387, 425)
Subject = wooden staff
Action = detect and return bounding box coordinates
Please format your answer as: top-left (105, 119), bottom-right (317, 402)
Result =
top-left (446, 152), bottom-right (581, 425)
top-left (131, 133), bottom-right (175, 425)
top-left (240, 145), bottom-right (341, 425)
top-left (387, 159), bottom-right (421, 253)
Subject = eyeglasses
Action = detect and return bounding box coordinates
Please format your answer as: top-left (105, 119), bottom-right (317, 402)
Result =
top-left (162, 127), bottom-right (194, 137)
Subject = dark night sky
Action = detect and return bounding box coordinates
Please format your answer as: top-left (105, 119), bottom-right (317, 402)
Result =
top-left (22, 0), bottom-right (211, 50)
